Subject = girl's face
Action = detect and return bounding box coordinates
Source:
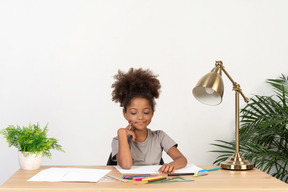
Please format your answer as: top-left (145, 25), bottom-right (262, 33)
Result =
top-left (123, 97), bottom-right (154, 130)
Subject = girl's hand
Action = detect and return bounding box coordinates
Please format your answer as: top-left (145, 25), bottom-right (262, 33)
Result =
top-left (118, 122), bottom-right (136, 141)
top-left (158, 163), bottom-right (175, 174)
top-left (126, 122), bottom-right (136, 141)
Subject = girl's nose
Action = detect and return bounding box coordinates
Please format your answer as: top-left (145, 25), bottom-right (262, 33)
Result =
top-left (138, 114), bottom-right (143, 119)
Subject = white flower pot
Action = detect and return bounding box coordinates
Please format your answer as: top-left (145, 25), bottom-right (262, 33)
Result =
top-left (18, 151), bottom-right (43, 170)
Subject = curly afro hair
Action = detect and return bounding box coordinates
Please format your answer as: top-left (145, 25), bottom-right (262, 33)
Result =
top-left (111, 68), bottom-right (161, 112)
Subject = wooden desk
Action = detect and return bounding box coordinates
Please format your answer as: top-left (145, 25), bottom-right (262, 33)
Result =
top-left (0, 165), bottom-right (287, 192)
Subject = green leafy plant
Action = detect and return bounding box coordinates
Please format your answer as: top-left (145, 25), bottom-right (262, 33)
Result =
top-left (0, 123), bottom-right (65, 158)
top-left (211, 74), bottom-right (288, 183)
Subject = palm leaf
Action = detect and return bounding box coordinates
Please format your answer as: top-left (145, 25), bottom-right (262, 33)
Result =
top-left (267, 74), bottom-right (288, 102)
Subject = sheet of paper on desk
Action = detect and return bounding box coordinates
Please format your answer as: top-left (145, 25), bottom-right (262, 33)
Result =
top-left (28, 168), bottom-right (111, 182)
top-left (115, 163), bottom-right (202, 174)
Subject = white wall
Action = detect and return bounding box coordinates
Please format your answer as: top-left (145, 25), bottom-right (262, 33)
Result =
top-left (1, 0), bottom-right (288, 185)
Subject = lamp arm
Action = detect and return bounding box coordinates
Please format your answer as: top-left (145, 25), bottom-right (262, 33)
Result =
top-left (216, 61), bottom-right (249, 103)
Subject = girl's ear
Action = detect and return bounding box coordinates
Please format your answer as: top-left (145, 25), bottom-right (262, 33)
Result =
top-left (123, 109), bottom-right (128, 120)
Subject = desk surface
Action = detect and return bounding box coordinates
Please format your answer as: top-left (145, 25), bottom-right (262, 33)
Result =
top-left (1, 165), bottom-right (287, 192)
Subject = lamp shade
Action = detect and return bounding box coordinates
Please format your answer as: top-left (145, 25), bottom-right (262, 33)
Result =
top-left (192, 66), bottom-right (224, 106)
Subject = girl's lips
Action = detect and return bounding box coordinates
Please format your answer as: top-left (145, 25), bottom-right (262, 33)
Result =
top-left (135, 122), bottom-right (145, 124)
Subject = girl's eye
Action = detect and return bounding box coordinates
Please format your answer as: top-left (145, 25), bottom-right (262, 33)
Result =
top-left (144, 112), bottom-right (150, 115)
top-left (131, 113), bottom-right (137, 115)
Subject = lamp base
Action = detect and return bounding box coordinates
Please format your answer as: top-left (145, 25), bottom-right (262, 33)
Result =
top-left (221, 152), bottom-right (254, 170)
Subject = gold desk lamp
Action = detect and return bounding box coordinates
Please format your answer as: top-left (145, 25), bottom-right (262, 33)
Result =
top-left (192, 60), bottom-right (254, 170)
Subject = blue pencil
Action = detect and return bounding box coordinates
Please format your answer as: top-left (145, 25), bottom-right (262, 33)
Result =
top-left (199, 168), bottom-right (220, 173)
top-left (122, 174), bottom-right (151, 179)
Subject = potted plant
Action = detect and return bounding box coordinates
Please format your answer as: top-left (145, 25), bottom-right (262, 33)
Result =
top-left (0, 122), bottom-right (65, 170)
top-left (211, 74), bottom-right (288, 183)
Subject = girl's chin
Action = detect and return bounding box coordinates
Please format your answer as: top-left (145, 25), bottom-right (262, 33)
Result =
top-left (133, 126), bottom-right (147, 130)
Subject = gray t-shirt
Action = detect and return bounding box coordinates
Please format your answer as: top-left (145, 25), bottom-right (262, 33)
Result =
top-left (111, 129), bottom-right (177, 165)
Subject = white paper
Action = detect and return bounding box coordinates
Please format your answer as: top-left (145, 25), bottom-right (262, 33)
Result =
top-left (115, 163), bottom-right (202, 174)
top-left (174, 164), bottom-right (203, 173)
top-left (28, 168), bottom-right (111, 182)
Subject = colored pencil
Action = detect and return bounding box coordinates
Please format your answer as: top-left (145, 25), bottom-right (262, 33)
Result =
top-left (142, 176), bottom-right (165, 182)
top-left (133, 176), bottom-right (158, 181)
top-left (147, 177), bottom-right (167, 183)
top-left (122, 174), bottom-right (151, 179)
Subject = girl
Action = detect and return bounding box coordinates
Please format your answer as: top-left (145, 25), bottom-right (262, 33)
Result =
top-left (111, 68), bottom-right (187, 174)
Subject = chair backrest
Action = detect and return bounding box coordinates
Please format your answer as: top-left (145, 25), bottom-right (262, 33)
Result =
top-left (159, 157), bottom-right (164, 165)
top-left (106, 153), bottom-right (164, 166)
top-left (106, 153), bottom-right (117, 166)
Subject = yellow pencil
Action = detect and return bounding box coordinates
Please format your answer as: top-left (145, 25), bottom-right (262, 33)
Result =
top-left (142, 176), bottom-right (164, 182)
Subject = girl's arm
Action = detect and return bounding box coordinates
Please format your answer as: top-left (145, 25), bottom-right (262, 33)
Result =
top-left (158, 146), bottom-right (187, 174)
top-left (116, 122), bottom-right (135, 169)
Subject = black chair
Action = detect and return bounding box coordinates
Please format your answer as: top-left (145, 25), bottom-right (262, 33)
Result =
top-left (106, 153), bottom-right (164, 166)
top-left (159, 157), bottom-right (164, 165)
top-left (106, 153), bottom-right (117, 166)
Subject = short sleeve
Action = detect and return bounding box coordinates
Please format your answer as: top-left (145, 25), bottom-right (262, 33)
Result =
top-left (158, 131), bottom-right (178, 153)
